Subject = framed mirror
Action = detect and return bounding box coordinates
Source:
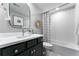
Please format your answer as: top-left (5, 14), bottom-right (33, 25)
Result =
top-left (9, 3), bottom-right (31, 29)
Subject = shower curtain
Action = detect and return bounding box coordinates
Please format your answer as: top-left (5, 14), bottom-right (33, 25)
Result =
top-left (43, 12), bottom-right (50, 42)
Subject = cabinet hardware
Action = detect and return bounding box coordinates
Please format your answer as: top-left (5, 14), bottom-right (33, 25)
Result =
top-left (14, 49), bottom-right (18, 53)
top-left (33, 50), bottom-right (36, 52)
top-left (31, 51), bottom-right (33, 54)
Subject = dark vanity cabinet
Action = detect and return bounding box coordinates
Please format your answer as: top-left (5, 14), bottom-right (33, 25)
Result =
top-left (0, 37), bottom-right (43, 56)
top-left (19, 43), bottom-right (42, 56)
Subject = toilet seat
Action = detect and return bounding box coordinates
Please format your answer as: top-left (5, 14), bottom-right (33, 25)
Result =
top-left (43, 42), bottom-right (53, 48)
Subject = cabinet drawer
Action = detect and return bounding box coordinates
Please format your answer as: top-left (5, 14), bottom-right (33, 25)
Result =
top-left (18, 49), bottom-right (30, 56)
top-left (27, 39), bottom-right (37, 48)
top-left (2, 42), bottom-right (26, 56)
top-left (37, 37), bottom-right (43, 43)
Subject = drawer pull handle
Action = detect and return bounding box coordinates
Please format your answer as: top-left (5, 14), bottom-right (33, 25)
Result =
top-left (31, 51), bottom-right (33, 54)
top-left (14, 49), bottom-right (18, 53)
top-left (33, 50), bottom-right (36, 52)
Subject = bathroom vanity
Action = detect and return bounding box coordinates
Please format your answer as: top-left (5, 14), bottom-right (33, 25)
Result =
top-left (0, 34), bottom-right (43, 56)
top-left (0, 3), bottom-right (43, 56)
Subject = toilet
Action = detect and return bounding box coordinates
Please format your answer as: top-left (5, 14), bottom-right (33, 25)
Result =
top-left (43, 42), bottom-right (54, 56)
top-left (43, 42), bottom-right (53, 49)
top-left (43, 42), bottom-right (60, 56)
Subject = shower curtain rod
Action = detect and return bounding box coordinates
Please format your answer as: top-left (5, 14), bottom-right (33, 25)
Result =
top-left (42, 3), bottom-right (71, 14)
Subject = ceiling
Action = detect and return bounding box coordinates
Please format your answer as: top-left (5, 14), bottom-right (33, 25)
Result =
top-left (33, 3), bottom-right (63, 12)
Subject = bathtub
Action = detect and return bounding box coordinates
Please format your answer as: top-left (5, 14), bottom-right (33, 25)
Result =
top-left (46, 40), bottom-right (79, 56)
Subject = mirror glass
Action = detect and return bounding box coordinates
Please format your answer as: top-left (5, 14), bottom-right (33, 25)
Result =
top-left (9, 3), bottom-right (30, 29)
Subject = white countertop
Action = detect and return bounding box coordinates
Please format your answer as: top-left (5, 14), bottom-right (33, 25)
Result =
top-left (0, 33), bottom-right (43, 48)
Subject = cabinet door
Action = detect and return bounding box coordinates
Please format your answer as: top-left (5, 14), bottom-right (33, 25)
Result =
top-left (30, 43), bottom-right (43, 56)
top-left (34, 43), bottom-right (42, 56)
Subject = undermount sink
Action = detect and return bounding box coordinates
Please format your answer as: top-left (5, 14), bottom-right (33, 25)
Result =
top-left (17, 35), bottom-right (31, 38)
top-left (17, 33), bottom-right (32, 38)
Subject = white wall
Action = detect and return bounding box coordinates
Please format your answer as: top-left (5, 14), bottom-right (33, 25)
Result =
top-left (50, 6), bottom-right (77, 44)
top-left (27, 3), bottom-right (43, 34)
top-left (0, 3), bottom-right (29, 33)
top-left (0, 3), bottom-right (21, 33)
top-left (0, 3), bottom-right (43, 34)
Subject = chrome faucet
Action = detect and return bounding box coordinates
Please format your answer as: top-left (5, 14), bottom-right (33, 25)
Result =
top-left (22, 27), bottom-right (31, 36)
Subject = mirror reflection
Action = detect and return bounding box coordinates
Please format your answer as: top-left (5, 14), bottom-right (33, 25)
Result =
top-left (9, 3), bottom-right (30, 29)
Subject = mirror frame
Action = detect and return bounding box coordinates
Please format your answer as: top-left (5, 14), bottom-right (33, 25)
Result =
top-left (9, 3), bottom-right (31, 30)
